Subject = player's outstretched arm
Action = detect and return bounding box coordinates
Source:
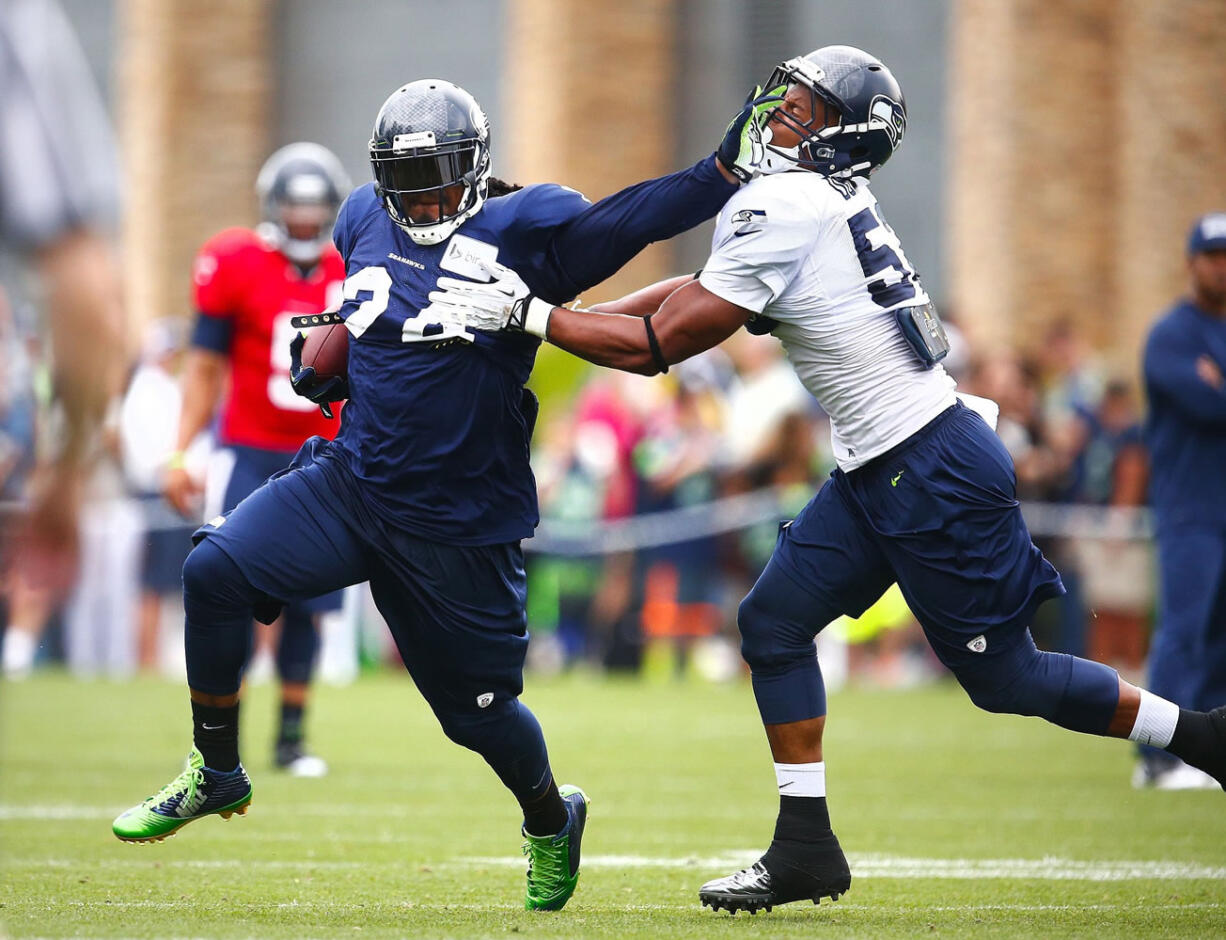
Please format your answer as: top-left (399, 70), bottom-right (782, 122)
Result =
top-left (587, 275), bottom-right (696, 317)
top-left (428, 259), bottom-right (750, 373)
top-left (538, 86), bottom-right (781, 299)
top-left (548, 279), bottom-right (751, 374)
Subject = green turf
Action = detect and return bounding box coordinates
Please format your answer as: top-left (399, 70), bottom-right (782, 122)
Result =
top-left (2, 670), bottom-right (1224, 938)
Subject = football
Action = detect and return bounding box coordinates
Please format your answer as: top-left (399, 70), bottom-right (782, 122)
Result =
top-left (300, 322), bottom-right (349, 381)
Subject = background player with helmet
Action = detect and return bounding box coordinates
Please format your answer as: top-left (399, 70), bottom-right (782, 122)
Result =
top-left (113, 77), bottom-right (772, 911)
top-left (162, 142), bottom-right (351, 777)
top-left (432, 45), bottom-right (1226, 915)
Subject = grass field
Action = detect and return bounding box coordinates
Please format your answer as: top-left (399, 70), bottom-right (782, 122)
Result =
top-left (2, 670), bottom-right (1224, 938)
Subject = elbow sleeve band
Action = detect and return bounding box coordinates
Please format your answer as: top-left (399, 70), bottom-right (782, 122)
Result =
top-left (643, 314), bottom-right (669, 374)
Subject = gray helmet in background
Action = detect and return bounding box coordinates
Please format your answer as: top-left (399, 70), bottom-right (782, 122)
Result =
top-left (256, 142), bottom-right (351, 265)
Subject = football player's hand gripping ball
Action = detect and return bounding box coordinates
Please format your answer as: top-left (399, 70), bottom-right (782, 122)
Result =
top-left (289, 330), bottom-right (349, 419)
top-left (717, 84), bottom-right (787, 183)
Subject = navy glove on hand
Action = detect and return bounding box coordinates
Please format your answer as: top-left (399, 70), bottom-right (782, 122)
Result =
top-left (289, 331), bottom-right (348, 420)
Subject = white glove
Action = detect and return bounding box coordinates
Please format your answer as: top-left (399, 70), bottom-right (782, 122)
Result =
top-left (427, 259), bottom-right (556, 337)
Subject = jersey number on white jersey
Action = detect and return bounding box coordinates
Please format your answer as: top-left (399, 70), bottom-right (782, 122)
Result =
top-left (847, 205), bottom-right (919, 309)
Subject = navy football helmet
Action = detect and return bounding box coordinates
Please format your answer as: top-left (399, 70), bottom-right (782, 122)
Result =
top-left (761, 45), bottom-right (907, 178)
top-left (256, 142), bottom-right (350, 266)
top-left (368, 80), bottom-right (492, 245)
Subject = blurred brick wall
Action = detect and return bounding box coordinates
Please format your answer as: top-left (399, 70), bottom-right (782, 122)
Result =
top-left (949, 0), bottom-right (1226, 372)
top-left (505, 0), bottom-right (677, 304)
top-left (118, 0), bottom-right (273, 329)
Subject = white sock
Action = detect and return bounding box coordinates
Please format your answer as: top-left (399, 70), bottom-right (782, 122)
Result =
top-left (775, 761), bottom-right (825, 797)
top-left (2, 629), bottom-right (37, 678)
top-left (1128, 689), bottom-right (1180, 748)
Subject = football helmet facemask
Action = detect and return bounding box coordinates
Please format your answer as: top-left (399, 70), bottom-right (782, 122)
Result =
top-left (368, 80), bottom-right (492, 246)
top-left (761, 45), bottom-right (907, 179)
top-left (256, 142), bottom-right (351, 266)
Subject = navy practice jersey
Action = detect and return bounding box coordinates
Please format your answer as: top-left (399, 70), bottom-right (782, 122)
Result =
top-left (1143, 299), bottom-right (1226, 532)
top-left (322, 157), bottom-right (737, 545)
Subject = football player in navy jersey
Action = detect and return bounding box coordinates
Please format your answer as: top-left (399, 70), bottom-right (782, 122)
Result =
top-left (112, 77), bottom-right (778, 911)
top-left (433, 46), bottom-right (1226, 915)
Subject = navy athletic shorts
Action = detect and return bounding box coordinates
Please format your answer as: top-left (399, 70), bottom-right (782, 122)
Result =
top-left (197, 438), bottom-right (530, 713)
top-left (216, 442), bottom-right (344, 614)
top-left (773, 402), bottom-right (1065, 672)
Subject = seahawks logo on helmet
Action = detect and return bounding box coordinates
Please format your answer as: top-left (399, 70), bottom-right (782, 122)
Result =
top-left (869, 95), bottom-right (907, 148)
top-left (763, 45), bottom-right (909, 179)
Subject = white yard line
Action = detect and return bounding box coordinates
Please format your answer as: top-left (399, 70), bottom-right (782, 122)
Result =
top-left (7, 849), bottom-right (1225, 881)
top-left (457, 852), bottom-right (1226, 881)
top-left (28, 899), bottom-right (1226, 913)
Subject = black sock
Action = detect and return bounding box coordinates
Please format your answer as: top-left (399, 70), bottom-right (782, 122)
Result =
top-left (761, 796), bottom-right (849, 900)
top-left (521, 778), bottom-right (568, 836)
top-left (278, 702), bottom-right (305, 746)
top-left (1166, 708), bottom-right (1225, 781)
top-left (192, 700), bottom-right (240, 772)
top-left (772, 795), bottom-right (833, 844)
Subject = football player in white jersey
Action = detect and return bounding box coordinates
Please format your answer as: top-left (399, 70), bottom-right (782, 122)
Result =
top-left (432, 45), bottom-right (1226, 915)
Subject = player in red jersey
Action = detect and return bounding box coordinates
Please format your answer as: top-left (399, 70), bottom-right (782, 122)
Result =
top-left (163, 143), bottom-right (351, 775)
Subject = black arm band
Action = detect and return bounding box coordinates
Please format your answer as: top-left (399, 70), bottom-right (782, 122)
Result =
top-left (643, 313), bottom-right (669, 375)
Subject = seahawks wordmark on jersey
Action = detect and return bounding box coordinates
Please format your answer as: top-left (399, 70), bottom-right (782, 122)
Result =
top-left (699, 172), bottom-right (957, 471)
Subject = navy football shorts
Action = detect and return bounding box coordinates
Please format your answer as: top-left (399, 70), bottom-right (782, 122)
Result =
top-left (774, 402), bottom-right (1065, 672)
top-left (197, 438), bottom-right (530, 711)
top-left (214, 442), bottom-right (344, 614)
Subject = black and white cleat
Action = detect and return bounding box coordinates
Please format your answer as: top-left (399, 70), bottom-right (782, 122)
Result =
top-left (699, 854), bottom-right (851, 915)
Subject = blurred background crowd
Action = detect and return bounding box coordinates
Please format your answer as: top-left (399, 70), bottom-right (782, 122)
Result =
top-left (1, 0), bottom-right (1224, 699)
top-left (0, 302), bottom-right (1157, 690)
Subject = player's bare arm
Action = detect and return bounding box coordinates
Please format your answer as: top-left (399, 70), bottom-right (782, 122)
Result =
top-left (164, 347), bottom-right (226, 517)
top-left (587, 274), bottom-right (695, 317)
top-left (430, 262), bottom-right (751, 373)
top-left (549, 280), bottom-right (752, 374)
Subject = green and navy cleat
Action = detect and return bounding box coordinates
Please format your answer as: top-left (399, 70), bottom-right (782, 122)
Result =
top-left (112, 748), bottom-right (253, 843)
top-left (522, 784), bottom-right (589, 911)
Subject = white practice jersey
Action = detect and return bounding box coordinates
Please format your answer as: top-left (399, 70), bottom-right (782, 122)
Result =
top-left (699, 171), bottom-right (957, 471)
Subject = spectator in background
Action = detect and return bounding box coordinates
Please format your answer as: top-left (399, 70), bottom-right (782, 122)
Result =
top-left (635, 356), bottom-right (727, 676)
top-left (0, 289), bottom-right (50, 678)
top-left (1136, 212), bottom-right (1226, 789)
top-left (720, 331), bottom-right (811, 479)
top-left (1068, 379), bottom-right (1150, 674)
top-left (62, 393), bottom-right (142, 678)
top-left (119, 319), bottom-right (196, 673)
top-left (0, 0), bottom-right (126, 674)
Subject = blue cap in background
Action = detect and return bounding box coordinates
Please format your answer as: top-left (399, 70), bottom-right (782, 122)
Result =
top-left (1187, 212), bottom-right (1226, 255)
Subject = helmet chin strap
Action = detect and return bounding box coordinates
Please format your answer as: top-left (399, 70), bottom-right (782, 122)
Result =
top-left (759, 145), bottom-right (800, 175)
top-left (758, 126), bottom-right (802, 175)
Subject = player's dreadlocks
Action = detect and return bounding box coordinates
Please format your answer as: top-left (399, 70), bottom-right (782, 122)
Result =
top-left (488, 178), bottom-right (523, 198)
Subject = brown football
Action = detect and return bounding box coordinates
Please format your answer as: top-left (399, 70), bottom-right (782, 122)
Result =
top-left (300, 322), bottom-right (349, 381)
